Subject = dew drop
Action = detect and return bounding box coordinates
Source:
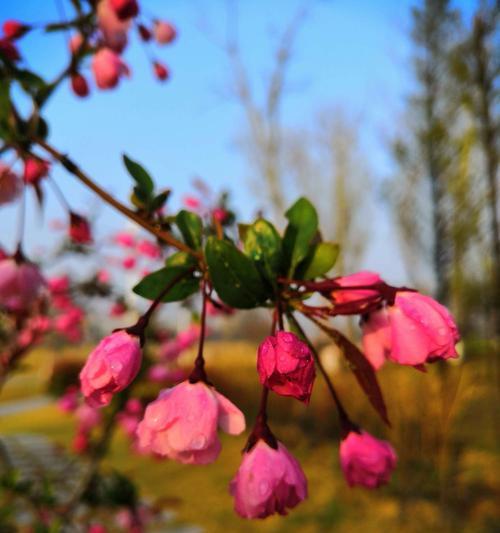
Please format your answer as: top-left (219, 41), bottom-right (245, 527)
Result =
top-left (191, 435), bottom-right (207, 450)
top-left (259, 480), bottom-right (269, 496)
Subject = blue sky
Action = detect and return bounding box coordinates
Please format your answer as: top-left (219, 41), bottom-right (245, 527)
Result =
top-left (0, 0), bottom-right (476, 284)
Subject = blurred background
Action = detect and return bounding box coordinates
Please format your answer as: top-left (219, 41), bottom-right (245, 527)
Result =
top-left (0, 0), bottom-right (499, 531)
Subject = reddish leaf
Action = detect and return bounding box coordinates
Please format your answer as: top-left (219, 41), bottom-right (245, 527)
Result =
top-left (310, 318), bottom-right (390, 426)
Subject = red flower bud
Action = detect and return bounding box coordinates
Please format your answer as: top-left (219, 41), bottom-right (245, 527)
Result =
top-left (69, 212), bottom-right (92, 244)
top-left (154, 20), bottom-right (177, 44)
top-left (71, 73), bottom-right (90, 98)
top-left (137, 24), bottom-right (151, 41)
top-left (109, 0), bottom-right (139, 20)
top-left (2, 20), bottom-right (30, 41)
top-left (0, 38), bottom-right (20, 61)
top-left (153, 61), bottom-right (169, 81)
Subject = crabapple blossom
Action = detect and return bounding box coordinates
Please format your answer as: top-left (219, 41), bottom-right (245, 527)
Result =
top-left (339, 430), bottom-right (397, 488)
top-left (154, 20), bottom-right (177, 44)
top-left (0, 256), bottom-right (45, 312)
top-left (80, 330), bottom-right (142, 407)
top-left (361, 291), bottom-right (460, 370)
top-left (230, 440), bottom-right (307, 519)
top-left (257, 331), bottom-right (315, 403)
top-left (136, 380), bottom-right (245, 464)
top-left (92, 48), bottom-right (129, 89)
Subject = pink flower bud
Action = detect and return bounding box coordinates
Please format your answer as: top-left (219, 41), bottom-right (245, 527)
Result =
top-left (97, 0), bottom-right (131, 53)
top-left (73, 430), bottom-right (89, 454)
top-left (212, 207), bottom-right (228, 223)
top-left (109, 0), bottom-right (139, 20)
top-left (136, 239), bottom-right (161, 259)
top-left (80, 330), bottom-right (142, 407)
top-left (88, 524), bottom-right (108, 533)
top-left (0, 257), bottom-right (45, 312)
top-left (92, 48), bottom-right (129, 90)
top-left (48, 275), bottom-right (70, 294)
top-left (114, 231), bottom-right (135, 247)
top-left (153, 61), bottom-right (169, 81)
top-left (97, 269), bottom-right (111, 284)
top-left (154, 21), bottom-right (177, 44)
top-left (230, 440), bottom-right (307, 519)
top-left (340, 430), bottom-right (397, 488)
top-left (0, 38), bottom-right (20, 61)
top-left (69, 212), bottom-right (92, 244)
top-left (57, 385), bottom-right (79, 413)
top-left (69, 33), bottom-right (84, 54)
top-left (361, 291), bottom-right (460, 370)
top-left (331, 271), bottom-right (382, 307)
top-left (23, 157), bottom-right (50, 185)
top-left (54, 306), bottom-right (84, 342)
top-left (71, 73), bottom-right (90, 98)
top-left (110, 301), bottom-right (126, 317)
top-left (136, 380), bottom-right (245, 464)
top-left (183, 195), bottom-right (200, 209)
top-left (0, 162), bottom-right (21, 205)
top-left (3, 20), bottom-right (29, 40)
top-left (76, 403), bottom-right (102, 433)
top-left (122, 256), bottom-right (136, 269)
top-left (257, 331), bottom-right (315, 403)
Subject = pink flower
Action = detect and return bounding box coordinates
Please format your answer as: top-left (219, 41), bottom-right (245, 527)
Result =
top-left (361, 291), bottom-right (460, 370)
top-left (117, 398), bottom-right (143, 437)
top-left (109, 0), bottom-right (139, 20)
top-left (339, 430), bottom-right (397, 488)
top-left (80, 330), bottom-right (142, 407)
top-left (147, 364), bottom-right (185, 383)
top-left (57, 385), bottom-right (79, 413)
top-left (76, 403), bottom-right (102, 433)
top-left (97, 269), bottom-right (110, 284)
top-left (114, 231), bottom-right (135, 247)
top-left (69, 33), bottom-right (84, 54)
top-left (136, 239), bottom-right (161, 259)
top-left (54, 306), bottom-right (84, 342)
top-left (257, 331), bottom-right (315, 403)
top-left (154, 21), bottom-right (177, 44)
top-left (153, 61), bottom-right (169, 82)
top-left (17, 315), bottom-right (51, 348)
top-left (97, 0), bottom-right (131, 53)
top-left (0, 163), bottom-right (21, 205)
top-left (71, 73), bottom-right (89, 98)
top-left (48, 275), bottom-right (69, 294)
top-left (183, 196), bottom-right (200, 209)
top-left (177, 324), bottom-right (201, 350)
top-left (122, 256), bottom-right (136, 269)
top-left (92, 48), bottom-right (129, 89)
top-left (212, 207), bottom-right (228, 223)
top-left (2, 20), bottom-right (29, 40)
top-left (0, 257), bottom-right (45, 312)
top-left (110, 301), bottom-right (126, 317)
top-left (331, 271), bottom-right (382, 307)
top-left (23, 158), bottom-right (50, 184)
top-left (230, 440), bottom-right (307, 519)
top-left (69, 212), bottom-right (92, 244)
top-left (136, 380), bottom-right (245, 464)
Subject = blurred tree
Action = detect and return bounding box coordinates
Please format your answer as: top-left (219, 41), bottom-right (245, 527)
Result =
top-left (388, 0), bottom-right (461, 304)
top-left (224, 2), bottom-right (371, 273)
top-left (449, 1), bottom-right (499, 333)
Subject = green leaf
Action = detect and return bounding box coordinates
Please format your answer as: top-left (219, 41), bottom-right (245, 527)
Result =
top-left (165, 251), bottom-right (197, 268)
top-left (205, 236), bottom-right (270, 309)
top-left (176, 210), bottom-right (203, 249)
top-left (297, 242), bottom-right (340, 280)
top-left (123, 154), bottom-right (154, 200)
top-left (133, 265), bottom-right (199, 302)
top-left (244, 219), bottom-right (283, 285)
top-left (282, 197), bottom-right (318, 277)
top-left (150, 189), bottom-right (170, 212)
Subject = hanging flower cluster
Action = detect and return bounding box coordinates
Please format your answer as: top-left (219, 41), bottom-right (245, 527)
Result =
top-left (0, 2), bottom-right (462, 527)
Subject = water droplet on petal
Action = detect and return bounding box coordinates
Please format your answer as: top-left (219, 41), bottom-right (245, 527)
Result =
top-left (259, 480), bottom-right (269, 496)
top-left (191, 435), bottom-right (207, 450)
